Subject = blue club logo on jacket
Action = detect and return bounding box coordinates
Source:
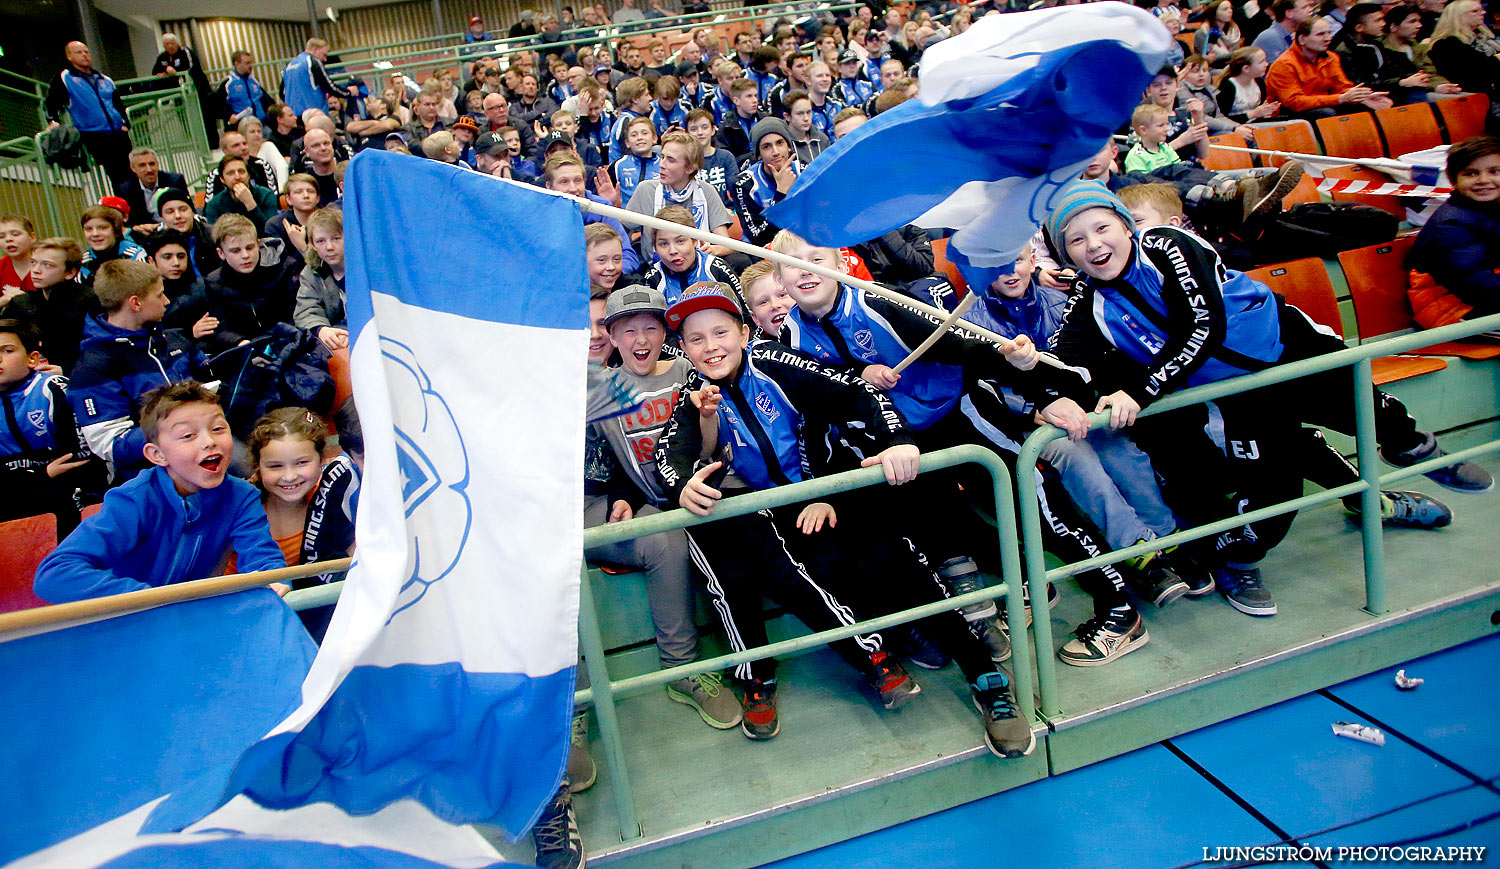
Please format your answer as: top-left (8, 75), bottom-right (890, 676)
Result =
top-left (754, 392), bottom-right (780, 424)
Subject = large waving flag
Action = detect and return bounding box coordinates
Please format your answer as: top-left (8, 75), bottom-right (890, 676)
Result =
top-left (5, 150), bottom-right (588, 865)
top-left (767, 4), bottom-right (1171, 288)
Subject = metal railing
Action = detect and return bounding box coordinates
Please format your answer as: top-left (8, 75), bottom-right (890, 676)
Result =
top-left (1015, 311), bottom-right (1500, 718)
top-left (0, 75), bottom-right (209, 239)
top-left (281, 314), bottom-right (1500, 843)
top-left (203, 1), bottom-right (851, 85)
top-left (287, 442), bottom-right (1031, 841)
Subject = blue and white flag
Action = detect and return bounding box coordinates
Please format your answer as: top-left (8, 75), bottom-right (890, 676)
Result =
top-left (6, 151), bottom-right (588, 865)
top-left (177, 151), bottom-right (590, 835)
top-left (766, 5), bottom-right (1171, 289)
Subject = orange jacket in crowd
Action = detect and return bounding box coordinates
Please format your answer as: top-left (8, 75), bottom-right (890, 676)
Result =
top-left (1265, 47), bottom-right (1355, 113)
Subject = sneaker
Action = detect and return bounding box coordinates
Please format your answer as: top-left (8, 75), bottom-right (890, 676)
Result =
top-left (1345, 490), bottom-right (1454, 529)
top-left (566, 711), bottom-right (596, 794)
top-left (741, 679), bottom-right (780, 741)
top-left (971, 671), bottom-right (1036, 759)
top-left (867, 651), bottom-right (922, 710)
top-left (976, 617), bottom-right (1012, 664)
top-left (939, 556), bottom-right (997, 621)
top-left (1233, 162), bottom-right (1304, 221)
top-left (1058, 611), bottom-right (1150, 667)
top-left (1216, 565), bottom-right (1277, 616)
top-left (1172, 549), bottom-right (1217, 597)
top-left (667, 671), bottom-right (743, 729)
top-left (1129, 547), bottom-right (1191, 607)
top-left (532, 783), bottom-right (585, 869)
top-left (1000, 581), bottom-right (1058, 630)
top-left (1382, 435), bottom-right (1494, 493)
top-left (898, 626), bottom-right (951, 670)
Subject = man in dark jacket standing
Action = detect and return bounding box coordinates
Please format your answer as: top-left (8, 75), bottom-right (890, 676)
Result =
top-left (151, 33), bottom-right (218, 146)
top-left (46, 41), bottom-right (132, 189)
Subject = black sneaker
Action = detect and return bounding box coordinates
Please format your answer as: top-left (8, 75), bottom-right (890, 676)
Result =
top-left (1058, 611), bottom-right (1149, 667)
top-left (1216, 565), bottom-right (1277, 616)
top-left (867, 651), bottom-right (922, 710)
top-left (971, 671), bottom-right (1036, 758)
top-left (741, 679), bottom-right (780, 741)
top-left (532, 783), bottom-right (585, 869)
top-left (1129, 548), bottom-right (1191, 607)
top-left (898, 626), bottom-right (951, 670)
top-left (939, 556), bottom-right (997, 621)
top-left (1383, 434), bottom-right (1495, 493)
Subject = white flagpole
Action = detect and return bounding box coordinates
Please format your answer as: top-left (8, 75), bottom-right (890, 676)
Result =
top-left (575, 196), bottom-right (1069, 371)
top-left (1205, 143), bottom-right (1412, 173)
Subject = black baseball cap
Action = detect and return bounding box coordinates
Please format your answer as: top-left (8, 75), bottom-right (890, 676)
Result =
top-left (675, 62), bottom-right (700, 77)
top-left (541, 130), bottom-right (575, 153)
top-left (475, 131), bottom-right (509, 155)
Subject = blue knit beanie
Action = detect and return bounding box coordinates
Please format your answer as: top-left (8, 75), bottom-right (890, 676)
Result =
top-left (1044, 179), bottom-right (1136, 266)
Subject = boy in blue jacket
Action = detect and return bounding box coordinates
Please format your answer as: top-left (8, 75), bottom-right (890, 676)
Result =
top-left (772, 230), bottom-right (1144, 668)
top-left (952, 240), bottom-right (1204, 609)
top-left (1046, 180), bottom-right (1490, 624)
top-left (34, 380), bottom-right (285, 603)
top-left (68, 259), bottom-right (208, 483)
top-left (0, 318), bottom-right (99, 536)
top-left (656, 283), bottom-right (1034, 758)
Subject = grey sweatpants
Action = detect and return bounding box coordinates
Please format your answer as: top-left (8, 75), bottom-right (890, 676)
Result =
top-left (584, 495), bottom-right (699, 669)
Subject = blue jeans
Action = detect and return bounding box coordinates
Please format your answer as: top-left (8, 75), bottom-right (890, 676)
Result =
top-left (1041, 428), bottom-right (1177, 551)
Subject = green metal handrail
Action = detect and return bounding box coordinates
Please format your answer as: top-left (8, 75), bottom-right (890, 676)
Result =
top-left (1015, 311), bottom-right (1500, 718)
top-left (289, 442), bottom-right (1030, 843)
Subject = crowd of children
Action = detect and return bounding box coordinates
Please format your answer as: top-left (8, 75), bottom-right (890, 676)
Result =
top-left (6, 3), bottom-right (1498, 866)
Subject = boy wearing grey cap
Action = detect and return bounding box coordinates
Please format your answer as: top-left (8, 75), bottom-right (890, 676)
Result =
top-left (587, 284), bottom-right (742, 731)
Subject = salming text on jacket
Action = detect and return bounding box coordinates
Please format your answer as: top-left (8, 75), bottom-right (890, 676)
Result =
top-left (655, 340), bottom-right (912, 498)
top-left (67, 314), bottom-right (206, 472)
top-left (643, 253), bottom-right (742, 305)
top-left (733, 159), bottom-right (800, 246)
top-left (34, 465), bottom-right (284, 603)
top-left (781, 284), bottom-right (1083, 430)
top-left (1049, 225), bottom-right (1283, 407)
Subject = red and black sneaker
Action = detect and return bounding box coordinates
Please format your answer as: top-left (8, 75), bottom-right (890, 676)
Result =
top-left (741, 679), bottom-right (780, 740)
top-left (867, 651), bottom-right (922, 710)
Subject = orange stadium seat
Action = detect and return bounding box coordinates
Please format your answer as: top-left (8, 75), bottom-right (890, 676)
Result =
top-left (1434, 94), bottom-right (1491, 143)
top-left (1246, 258), bottom-right (1447, 385)
top-left (328, 347), bottom-right (354, 412)
top-left (1322, 165), bottom-right (1403, 218)
top-left (0, 514), bottom-right (58, 614)
top-left (1374, 104), bottom-right (1443, 158)
top-left (1204, 134), bottom-right (1254, 172)
top-left (1281, 173), bottom-right (1323, 207)
top-left (930, 236), bottom-right (968, 294)
top-left (1338, 237), bottom-right (1500, 360)
top-left (1249, 120), bottom-right (1318, 167)
top-left (1316, 112), bottom-right (1385, 159)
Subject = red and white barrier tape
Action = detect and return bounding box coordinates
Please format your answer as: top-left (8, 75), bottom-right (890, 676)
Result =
top-left (1313, 177), bottom-right (1452, 198)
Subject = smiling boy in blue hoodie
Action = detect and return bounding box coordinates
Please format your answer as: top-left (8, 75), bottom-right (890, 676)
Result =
top-left (34, 379), bottom-right (284, 603)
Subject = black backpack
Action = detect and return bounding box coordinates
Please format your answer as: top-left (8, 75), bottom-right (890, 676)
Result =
top-left (208, 323), bottom-right (335, 436)
top-left (1227, 201), bottom-right (1399, 265)
top-left (39, 124), bottom-right (88, 171)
